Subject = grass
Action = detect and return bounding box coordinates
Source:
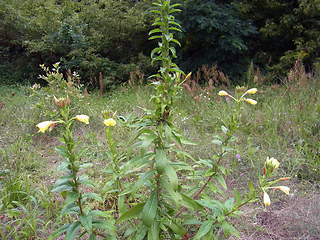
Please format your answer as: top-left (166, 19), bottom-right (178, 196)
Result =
top-left (0, 81), bottom-right (320, 239)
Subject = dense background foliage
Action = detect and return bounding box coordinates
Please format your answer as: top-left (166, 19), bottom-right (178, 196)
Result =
top-left (1, 0), bottom-right (319, 86)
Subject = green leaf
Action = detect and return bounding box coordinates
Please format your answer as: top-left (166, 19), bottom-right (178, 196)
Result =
top-left (149, 35), bottom-right (162, 40)
top-left (168, 21), bottom-right (182, 28)
top-left (142, 191), bottom-right (158, 227)
top-left (89, 234), bottom-right (96, 240)
top-left (234, 188), bottom-right (242, 205)
top-left (65, 192), bottom-right (80, 205)
top-left (197, 200), bottom-right (223, 217)
top-left (51, 180), bottom-right (73, 192)
top-left (170, 3), bottom-right (181, 8)
top-left (77, 148), bottom-right (88, 158)
top-left (79, 163), bottom-right (93, 170)
top-left (220, 220), bottom-right (240, 238)
top-left (161, 178), bottom-right (182, 205)
top-left (82, 193), bottom-right (103, 202)
top-left (60, 203), bottom-right (79, 216)
top-left (78, 175), bottom-right (95, 188)
top-left (215, 174), bottom-right (227, 189)
top-left (150, 10), bottom-right (162, 15)
top-left (163, 217), bottom-right (187, 236)
top-left (148, 221), bottom-right (160, 240)
top-left (194, 220), bottom-right (214, 240)
top-left (89, 210), bottom-right (113, 219)
top-left (218, 164), bottom-right (227, 175)
top-left (170, 38), bottom-right (181, 46)
top-left (149, 28), bottom-right (162, 35)
top-left (92, 219), bottom-right (115, 232)
top-left (80, 214), bottom-right (93, 234)
top-left (165, 164), bottom-right (178, 190)
top-left (224, 198), bottom-right (234, 212)
top-left (249, 181), bottom-right (255, 198)
top-left (135, 225), bottom-right (147, 240)
top-left (211, 139), bottom-right (222, 145)
top-left (47, 223), bottom-right (71, 240)
top-left (207, 181), bottom-right (217, 193)
top-left (221, 126), bottom-right (228, 135)
top-left (155, 149), bottom-right (167, 174)
top-left (150, 47), bottom-right (161, 59)
top-left (55, 146), bottom-right (70, 159)
top-left (117, 203), bottom-right (145, 223)
top-left (65, 221), bottom-right (81, 240)
top-left (122, 170), bottom-right (155, 196)
top-left (181, 194), bottom-right (204, 211)
top-left (57, 137), bottom-right (66, 144)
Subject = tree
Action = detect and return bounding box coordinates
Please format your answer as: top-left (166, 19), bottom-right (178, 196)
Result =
top-left (176, 0), bottom-right (257, 80)
top-left (236, 0), bottom-right (320, 76)
top-left (0, 0), bottom-right (155, 86)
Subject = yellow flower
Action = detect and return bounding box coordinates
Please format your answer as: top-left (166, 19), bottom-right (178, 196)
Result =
top-left (218, 90), bottom-right (229, 96)
top-left (263, 192), bottom-right (271, 206)
top-left (266, 157), bottom-right (280, 169)
top-left (76, 115), bottom-right (89, 124)
top-left (246, 88), bottom-right (258, 94)
top-left (36, 121), bottom-right (55, 133)
top-left (244, 98), bottom-right (257, 105)
top-left (277, 186), bottom-right (290, 195)
top-left (104, 118), bottom-right (116, 127)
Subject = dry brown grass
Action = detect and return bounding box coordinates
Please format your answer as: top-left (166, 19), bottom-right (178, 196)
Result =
top-left (182, 64), bottom-right (230, 100)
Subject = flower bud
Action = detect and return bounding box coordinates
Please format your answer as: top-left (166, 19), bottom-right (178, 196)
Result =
top-left (246, 88), bottom-right (258, 94)
top-left (279, 177), bottom-right (291, 181)
top-left (54, 96), bottom-right (68, 108)
top-left (263, 192), bottom-right (271, 206)
top-left (218, 90), bottom-right (229, 96)
top-left (264, 157), bottom-right (280, 174)
top-left (277, 186), bottom-right (290, 195)
top-left (244, 98), bottom-right (257, 105)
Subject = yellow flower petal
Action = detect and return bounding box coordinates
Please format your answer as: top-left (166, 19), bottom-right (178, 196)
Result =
top-left (36, 121), bottom-right (55, 133)
top-left (263, 192), bottom-right (271, 206)
top-left (278, 186), bottom-right (290, 195)
top-left (244, 98), bottom-right (257, 105)
top-left (76, 115), bottom-right (89, 124)
top-left (218, 90), bottom-right (229, 96)
top-left (246, 88), bottom-right (258, 94)
top-left (104, 118), bottom-right (116, 127)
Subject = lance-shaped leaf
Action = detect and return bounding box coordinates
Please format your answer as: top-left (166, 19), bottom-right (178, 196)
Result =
top-left (65, 221), bottom-right (81, 240)
top-left (142, 191), bottom-right (158, 227)
top-left (194, 220), bottom-right (214, 240)
top-left (117, 203), bottom-right (145, 224)
top-left (155, 149), bottom-right (167, 174)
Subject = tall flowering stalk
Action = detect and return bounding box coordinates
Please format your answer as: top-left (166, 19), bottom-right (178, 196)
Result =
top-left (116, 1), bottom-right (194, 238)
top-left (259, 157), bottom-right (291, 207)
top-left (219, 87), bottom-right (258, 131)
top-left (37, 97), bottom-right (115, 240)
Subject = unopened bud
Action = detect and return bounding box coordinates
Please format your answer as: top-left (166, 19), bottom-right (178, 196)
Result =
top-left (279, 177), bottom-right (291, 181)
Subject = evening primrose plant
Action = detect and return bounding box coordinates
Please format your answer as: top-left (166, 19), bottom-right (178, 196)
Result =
top-left (108, 1), bottom-right (289, 239)
top-left (259, 157), bottom-right (291, 206)
top-left (114, 1), bottom-right (197, 238)
top-left (36, 97), bottom-right (115, 240)
top-left (218, 87), bottom-right (257, 131)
